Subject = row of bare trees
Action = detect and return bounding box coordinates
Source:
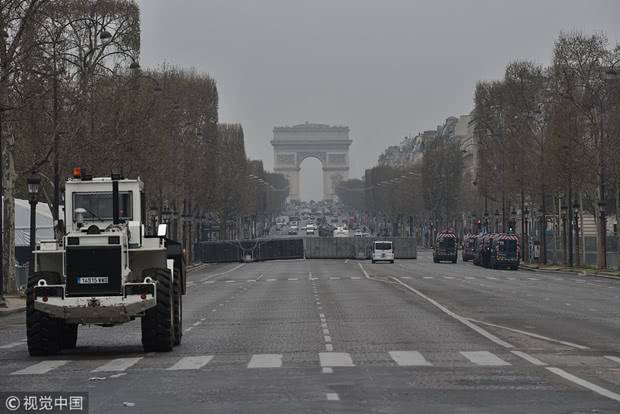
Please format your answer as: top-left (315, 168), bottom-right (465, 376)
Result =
top-left (472, 32), bottom-right (619, 269)
top-left (0, 1), bottom-right (287, 301)
top-left (337, 32), bottom-right (619, 267)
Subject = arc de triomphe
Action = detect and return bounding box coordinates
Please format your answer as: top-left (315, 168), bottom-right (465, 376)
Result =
top-left (271, 122), bottom-right (352, 201)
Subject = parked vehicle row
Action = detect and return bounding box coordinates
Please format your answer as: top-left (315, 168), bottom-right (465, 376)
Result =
top-left (472, 233), bottom-right (520, 270)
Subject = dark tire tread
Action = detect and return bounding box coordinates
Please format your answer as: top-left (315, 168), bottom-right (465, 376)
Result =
top-left (27, 271), bottom-right (63, 356)
top-left (141, 268), bottom-right (175, 352)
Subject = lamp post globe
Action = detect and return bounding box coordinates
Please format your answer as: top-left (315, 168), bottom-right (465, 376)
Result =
top-left (27, 172), bottom-right (41, 276)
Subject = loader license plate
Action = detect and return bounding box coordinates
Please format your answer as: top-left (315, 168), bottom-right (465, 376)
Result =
top-left (77, 277), bottom-right (108, 284)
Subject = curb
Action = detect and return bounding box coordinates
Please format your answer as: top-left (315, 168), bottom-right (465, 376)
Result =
top-left (0, 306), bottom-right (26, 317)
top-left (519, 264), bottom-right (620, 281)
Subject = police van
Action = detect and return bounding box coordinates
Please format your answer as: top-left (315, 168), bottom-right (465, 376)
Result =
top-left (371, 240), bottom-right (394, 264)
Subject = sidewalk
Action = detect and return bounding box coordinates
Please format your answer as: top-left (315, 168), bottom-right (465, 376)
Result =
top-left (520, 262), bottom-right (620, 280)
top-left (0, 295), bottom-right (26, 317)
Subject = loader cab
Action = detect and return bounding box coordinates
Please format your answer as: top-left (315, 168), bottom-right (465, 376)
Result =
top-left (64, 171), bottom-right (145, 248)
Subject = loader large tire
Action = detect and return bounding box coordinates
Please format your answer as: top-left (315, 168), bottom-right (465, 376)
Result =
top-left (141, 268), bottom-right (175, 352)
top-left (27, 271), bottom-right (63, 356)
top-left (61, 323), bottom-right (78, 349)
top-left (173, 268), bottom-right (182, 346)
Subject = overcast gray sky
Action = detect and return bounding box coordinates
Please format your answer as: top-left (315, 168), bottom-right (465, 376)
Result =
top-left (136, 0), bottom-right (620, 201)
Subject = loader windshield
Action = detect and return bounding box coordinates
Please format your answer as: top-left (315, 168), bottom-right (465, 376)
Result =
top-left (73, 192), bottom-right (133, 222)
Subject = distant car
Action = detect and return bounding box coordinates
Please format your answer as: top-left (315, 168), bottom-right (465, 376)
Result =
top-left (288, 225), bottom-right (298, 235)
top-left (305, 224), bottom-right (315, 235)
top-left (333, 226), bottom-right (349, 237)
top-left (372, 240), bottom-right (394, 263)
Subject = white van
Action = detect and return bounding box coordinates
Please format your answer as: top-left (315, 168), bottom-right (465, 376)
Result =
top-left (372, 240), bottom-right (394, 264)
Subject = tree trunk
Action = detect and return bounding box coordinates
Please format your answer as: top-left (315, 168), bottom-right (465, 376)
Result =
top-left (616, 178), bottom-right (620, 271)
top-left (2, 130), bottom-right (16, 294)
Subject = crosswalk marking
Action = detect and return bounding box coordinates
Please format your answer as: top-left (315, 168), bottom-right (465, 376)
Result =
top-left (0, 341), bottom-right (25, 349)
top-left (389, 351), bottom-right (432, 366)
top-left (319, 352), bottom-right (354, 367)
top-left (460, 351), bottom-right (510, 366)
top-left (167, 356), bottom-right (213, 370)
top-left (248, 354), bottom-right (282, 368)
top-left (92, 357), bottom-right (143, 372)
top-left (12, 360), bottom-right (69, 375)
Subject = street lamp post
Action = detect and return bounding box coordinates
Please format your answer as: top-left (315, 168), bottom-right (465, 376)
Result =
top-left (494, 209), bottom-right (500, 233)
top-left (573, 201), bottom-right (581, 267)
top-left (27, 173), bottom-right (41, 277)
top-left (523, 208), bottom-right (529, 262)
top-left (560, 203), bottom-right (568, 266)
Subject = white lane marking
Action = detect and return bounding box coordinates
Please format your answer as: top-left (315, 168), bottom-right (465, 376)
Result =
top-left (424, 276), bottom-right (434, 279)
top-left (326, 393), bottom-right (340, 401)
top-left (167, 356), bottom-right (213, 370)
top-left (203, 281), bottom-right (215, 284)
top-left (12, 360), bottom-right (69, 375)
top-left (308, 272), bottom-right (313, 280)
top-left (319, 313), bottom-right (325, 318)
top-left (0, 341), bottom-right (25, 349)
top-left (546, 367), bottom-right (620, 403)
top-left (604, 356), bottom-right (620, 364)
top-left (319, 352), bottom-right (354, 367)
top-left (486, 277), bottom-right (497, 280)
top-left (386, 275), bottom-right (513, 348)
top-left (351, 276), bottom-right (361, 280)
top-left (324, 335), bottom-right (332, 342)
top-left (358, 263), bottom-right (371, 279)
top-left (323, 329), bottom-right (330, 335)
top-left (247, 354), bottom-right (282, 368)
top-left (322, 367), bottom-right (333, 373)
top-left (444, 276), bottom-right (454, 280)
top-left (401, 276), bottom-right (412, 279)
top-left (389, 351), bottom-right (432, 366)
top-left (185, 327), bottom-right (194, 332)
top-left (325, 344), bottom-right (334, 352)
top-left (321, 323), bottom-right (328, 328)
top-left (267, 278), bottom-right (277, 282)
top-left (109, 372), bottom-right (127, 378)
top-left (511, 350), bottom-right (548, 366)
top-left (186, 281), bottom-right (196, 286)
top-left (92, 357), bottom-right (143, 372)
top-left (330, 277), bottom-right (341, 280)
top-left (225, 280), bottom-right (236, 283)
top-left (256, 273), bottom-right (264, 281)
top-left (192, 321), bottom-right (201, 327)
top-left (460, 351), bottom-right (510, 366)
top-left (288, 278), bottom-right (298, 281)
top-left (200, 263), bottom-right (245, 281)
top-left (528, 278), bottom-right (540, 281)
top-left (344, 259), bottom-right (349, 264)
top-left (247, 280), bottom-right (256, 283)
top-left (200, 317), bottom-right (206, 321)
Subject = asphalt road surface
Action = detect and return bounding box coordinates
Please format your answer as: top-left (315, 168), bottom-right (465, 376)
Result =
top-left (1, 251), bottom-right (620, 413)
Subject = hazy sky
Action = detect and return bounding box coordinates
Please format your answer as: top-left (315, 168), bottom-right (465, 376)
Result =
top-left (136, 0), bottom-right (620, 201)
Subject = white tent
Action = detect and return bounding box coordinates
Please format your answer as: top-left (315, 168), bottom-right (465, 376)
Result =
top-left (2, 197), bottom-right (55, 246)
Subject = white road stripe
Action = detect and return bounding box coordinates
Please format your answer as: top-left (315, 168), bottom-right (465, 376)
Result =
top-left (323, 329), bottom-right (330, 335)
top-left (326, 393), bottom-right (340, 401)
top-left (460, 351), bottom-right (510, 366)
top-left (225, 280), bottom-right (236, 283)
top-left (387, 275), bottom-right (514, 348)
top-left (247, 354), bottom-right (282, 368)
top-left (92, 357), bottom-right (143, 372)
top-left (486, 277), bottom-right (498, 280)
top-left (324, 335), bottom-right (332, 342)
top-left (321, 323), bottom-right (328, 328)
top-left (266, 278), bottom-right (277, 282)
top-left (0, 341), bottom-right (25, 349)
top-left (167, 356), bottom-right (213, 370)
top-left (424, 276), bottom-right (434, 279)
top-left (322, 367), bottom-right (333, 373)
top-left (330, 277), bottom-right (341, 280)
top-left (319, 352), bottom-right (354, 367)
top-left (605, 356), bottom-right (620, 364)
top-left (528, 278), bottom-right (540, 281)
top-left (444, 276), bottom-right (454, 280)
top-left (325, 344), bottom-right (334, 352)
top-left (351, 276), bottom-right (361, 280)
top-left (389, 351), bottom-right (432, 366)
top-left (546, 367), bottom-right (620, 403)
top-left (401, 276), bottom-right (412, 279)
top-left (203, 281), bottom-right (215, 284)
top-left (256, 273), bottom-right (264, 281)
top-left (511, 350), bottom-right (547, 366)
top-left (288, 278), bottom-right (298, 281)
top-left (200, 263), bottom-right (245, 282)
top-left (12, 360), bottom-right (69, 375)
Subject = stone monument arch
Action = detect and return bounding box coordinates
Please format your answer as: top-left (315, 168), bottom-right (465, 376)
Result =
top-left (271, 122), bottom-right (352, 201)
